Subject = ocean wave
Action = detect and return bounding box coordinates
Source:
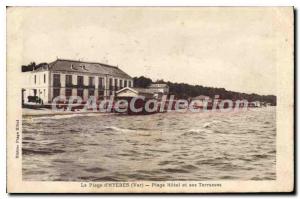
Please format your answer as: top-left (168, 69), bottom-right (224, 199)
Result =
top-left (84, 167), bottom-right (107, 173)
top-left (23, 148), bottom-right (66, 155)
top-left (103, 126), bottom-right (136, 133)
top-left (187, 128), bottom-right (205, 133)
top-left (22, 107), bottom-right (276, 181)
top-left (161, 168), bottom-right (190, 174)
top-left (31, 112), bottom-right (110, 120)
top-left (203, 120), bottom-right (219, 126)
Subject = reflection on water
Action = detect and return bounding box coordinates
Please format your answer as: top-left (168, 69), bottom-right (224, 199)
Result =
top-left (22, 107), bottom-right (276, 181)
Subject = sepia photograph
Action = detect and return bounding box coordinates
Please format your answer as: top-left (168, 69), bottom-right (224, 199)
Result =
top-left (6, 6), bottom-right (294, 193)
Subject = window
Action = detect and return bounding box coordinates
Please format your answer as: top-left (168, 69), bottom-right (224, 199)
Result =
top-left (53, 88), bottom-right (60, 99)
top-left (119, 79), bottom-right (123, 88)
top-left (44, 74), bottom-right (46, 83)
top-left (99, 77), bottom-right (104, 89)
top-left (98, 90), bottom-right (104, 100)
top-left (109, 78), bottom-right (113, 90)
top-left (77, 89), bottom-right (84, 99)
top-left (129, 81), bottom-right (132, 87)
top-left (65, 88), bottom-right (72, 98)
top-left (77, 76), bottom-right (84, 86)
top-left (53, 74), bottom-right (60, 87)
top-left (124, 80), bottom-right (127, 87)
top-left (88, 89), bottom-right (95, 97)
top-left (80, 65), bottom-right (87, 70)
top-left (89, 77), bottom-right (95, 87)
top-left (66, 75), bottom-right (72, 87)
top-left (114, 79), bottom-right (118, 90)
top-left (44, 89), bottom-right (46, 98)
top-left (34, 75), bottom-right (36, 84)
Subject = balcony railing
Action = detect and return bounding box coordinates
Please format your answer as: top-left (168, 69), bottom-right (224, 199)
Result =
top-left (53, 82), bottom-right (61, 87)
top-left (111, 86), bottom-right (122, 91)
top-left (98, 86), bottom-right (105, 91)
top-left (66, 82), bottom-right (73, 88)
top-left (64, 84), bottom-right (95, 89)
top-left (88, 84), bottom-right (96, 89)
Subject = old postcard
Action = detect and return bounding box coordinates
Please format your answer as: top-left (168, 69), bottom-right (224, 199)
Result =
top-left (6, 7), bottom-right (294, 193)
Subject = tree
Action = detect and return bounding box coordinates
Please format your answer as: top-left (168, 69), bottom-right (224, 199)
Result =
top-left (21, 62), bottom-right (48, 72)
top-left (133, 76), bottom-right (153, 88)
top-left (21, 62), bottom-right (36, 72)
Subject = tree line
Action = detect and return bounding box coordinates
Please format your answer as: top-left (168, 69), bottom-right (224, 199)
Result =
top-left (133, 76), bottom-right (276, 105)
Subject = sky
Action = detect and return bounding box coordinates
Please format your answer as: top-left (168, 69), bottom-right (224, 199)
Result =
top-left (7, 7), bottom-right (292, 95)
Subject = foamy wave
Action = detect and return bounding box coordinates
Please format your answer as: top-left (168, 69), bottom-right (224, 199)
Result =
top-left (104, 126), bottom-right (136, 133)
top-left (203, 120), bottom-right (221, 128)
top-left (32, 112), bottom-right (110, 120)
top-left (187, 128), bottom-right (205, 133)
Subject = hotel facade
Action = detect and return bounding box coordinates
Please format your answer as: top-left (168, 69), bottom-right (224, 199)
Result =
top-left (22, 59), bottom-right (133, 104)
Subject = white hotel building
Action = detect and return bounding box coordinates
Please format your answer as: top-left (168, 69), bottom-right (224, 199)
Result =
top-left (22, 59), bottom-right (133, 104)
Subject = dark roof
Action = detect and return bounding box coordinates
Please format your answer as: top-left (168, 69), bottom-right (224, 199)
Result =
top-left (133, 88), bottom-right (156, 94)
top-left (35, 59), bottom-right (132, 79)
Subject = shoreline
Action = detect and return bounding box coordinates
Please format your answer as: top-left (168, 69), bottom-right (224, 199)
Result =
top-left (22, 106), bottom-right (272, 118)
top-left (22, 108), bottom-right (117, 117)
